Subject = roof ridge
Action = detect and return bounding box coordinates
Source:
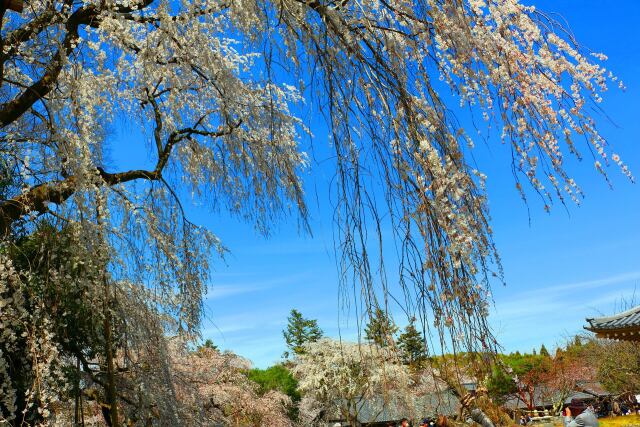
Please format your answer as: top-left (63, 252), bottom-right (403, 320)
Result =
top-left (586, 305), bottom-right (640, 324)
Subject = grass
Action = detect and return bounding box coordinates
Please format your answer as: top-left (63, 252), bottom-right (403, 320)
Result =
top-left (552, 415), bottom-right (640, 427)
top-left (599, 415), bottom-right (640, 427)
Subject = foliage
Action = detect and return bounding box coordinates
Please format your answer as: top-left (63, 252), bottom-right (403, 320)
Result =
top-left (500, 352), bottom-right (548, 376)
top-left (0, 224), bottom-right (105, 424)
top-left (588, 340), bottom-right (640, 395)
top-left (173, 345), bottom-right (293, 426)
top-left (248, 364), bottom-right (300, 420)
top-left (0, 0), bottom-right (632, 422)
top-left (2, 224), bottom-right (289, 426)
top-left (397, 317), bottom-right (429, 368)
top-left (541, 351), bottom-right (595, 412)
top-left (0, 0), bottom-right (627, 357)
top-left (197, 339), bottom-right (219, 352)
top-left (292, 338), bottom-right (411, 426)
top-left (283, 309), bottom-right (323, 357)
top-left (486, 365), bottom-right (517, 403)
top-left (540, 345), bottom-right (550, 357)
top-left (364, 308), bottom-right (399, 348)
top-left (248, 365), bottom-right (300, 402)
top-left (486, 342), bottom-right (596, 411)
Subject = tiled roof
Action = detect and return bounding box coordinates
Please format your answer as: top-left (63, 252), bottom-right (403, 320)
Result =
top-left (502, 388), bottom-right (607, 411)
top-left (327, 391), bottom-right (460, 423)
top-left (577, 381), bottom-right (609, 397)
top-left (585, 305), bottom-right (640, 331)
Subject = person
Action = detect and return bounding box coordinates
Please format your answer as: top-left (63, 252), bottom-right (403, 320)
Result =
top-left (400, 418), bottom-right (410, 427)
top-left (567, 399), bottom-right (599, 427)
top-left (563, 405), bottom-right (573, 427)
top-left (613, 401), bottom-right (621, 416)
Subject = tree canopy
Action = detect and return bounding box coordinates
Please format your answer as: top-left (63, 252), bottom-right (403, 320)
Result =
top-left (283, 309), bottom-right (324, 357)
top-left (397, 317), bottom-right (429, 367)
top-left (0, 0), bottom-right (631, 423)
top-left (365, 307), bottom-right (399, 347)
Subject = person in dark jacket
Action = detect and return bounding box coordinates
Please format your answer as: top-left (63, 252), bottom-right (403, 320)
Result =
top-left (567, 399), bottom-right (599, 427)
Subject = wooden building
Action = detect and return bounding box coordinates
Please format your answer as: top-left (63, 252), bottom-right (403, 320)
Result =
top-left (585, 306), bottom-right (640, 341)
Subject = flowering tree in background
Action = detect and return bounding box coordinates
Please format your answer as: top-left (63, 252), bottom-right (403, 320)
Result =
top-left (0, 0), bottom-right (631, 423)
top-left (540, 353), bottom-right (596, 413)
top-left (292, 339), bottom-right (412, 426)
top-left (172, 345), bottom-right (293, 426)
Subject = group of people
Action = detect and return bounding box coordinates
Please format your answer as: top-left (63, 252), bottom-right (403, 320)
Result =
top-left (386, 414), bottom-right (448, 427)
top-left (517, 399), bottom-right (599, 427)
top-left (607, 398), bottom-right (639, 417)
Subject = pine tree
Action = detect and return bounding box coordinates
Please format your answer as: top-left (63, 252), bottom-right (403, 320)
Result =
top-left (397, 317), bottom-right (428, 367)
top-left (540, 344), bottom-right (550, 357)
top-left (283, 309), bottom-right (323, 357)
top-left (364, 307), bottom-right (398, 347)
top-left (198, 339), bottom-right (219, 352)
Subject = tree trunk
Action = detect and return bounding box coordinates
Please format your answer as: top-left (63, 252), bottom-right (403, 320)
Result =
top-left (103, 277), bottom-right (119, 427)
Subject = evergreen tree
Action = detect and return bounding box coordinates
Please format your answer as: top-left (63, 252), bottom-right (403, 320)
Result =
top-left (397, 317), bottom-right (428, 367)
top-left (540, 344), bottom-right (550, 357)
top-left (198, 339), bottom-right (218, 352)
top-left (487, 364), bottom-right (517, 403)
top-left (364, 307), bottom-right (398, 347)
top-left (282, 309), bottom-right (323, 357)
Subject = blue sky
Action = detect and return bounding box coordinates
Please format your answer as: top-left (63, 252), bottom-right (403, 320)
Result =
top-left (112, 0), bottom-right (640, 367)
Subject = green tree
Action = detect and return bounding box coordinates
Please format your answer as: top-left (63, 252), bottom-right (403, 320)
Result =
top-left (397, 317), bottom-right (428, 367)
top-left (2, 224), bottom-right (108, 424)
top-left (540, 344), bottom-right (550, 357)
top-left (364, 307), bottom-right (398, 347)
top-left (283, 309), bottom-right (323, 357)
top-left (197, 339), bottom-right (218, 352)
top-left (247, 364), bottom-right (300, 420)
top-left (486, 365), bottom-right (517, 403)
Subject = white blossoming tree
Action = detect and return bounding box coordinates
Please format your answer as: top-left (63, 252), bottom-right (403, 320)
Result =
top-left (0, 0), bottom-right (631, 423)
top-left (292, 339), bottom-right (412, 425)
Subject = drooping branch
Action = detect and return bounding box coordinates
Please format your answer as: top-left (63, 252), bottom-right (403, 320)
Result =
top-left (0, 120), bottom-right (238, 235)
top-left (0, 6), bottom-right (99, 127)
top-left (0, 0), bottom-right (157, 128)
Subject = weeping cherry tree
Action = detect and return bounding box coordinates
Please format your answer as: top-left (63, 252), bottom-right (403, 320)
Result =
top-left (0, 0), bottom-right (631, 423)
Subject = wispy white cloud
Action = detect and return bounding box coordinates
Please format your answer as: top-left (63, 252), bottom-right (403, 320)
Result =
top-left (490, 271), bottom-right (640, 351)
top-left (205, 271), bottom-right (314, 300)
top-left (205, 284), bottom-right (263, 300)
top-left (534, 271), bottom-right (640, 296)
top-left (492, 270), bottom-right (640, 319)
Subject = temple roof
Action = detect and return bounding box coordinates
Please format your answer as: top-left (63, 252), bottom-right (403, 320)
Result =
top-left (585, 305), bottom-right (640, 340)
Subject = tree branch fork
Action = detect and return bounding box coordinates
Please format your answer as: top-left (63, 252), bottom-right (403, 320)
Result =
top-left (0, 118), bottom-right (239, 235)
